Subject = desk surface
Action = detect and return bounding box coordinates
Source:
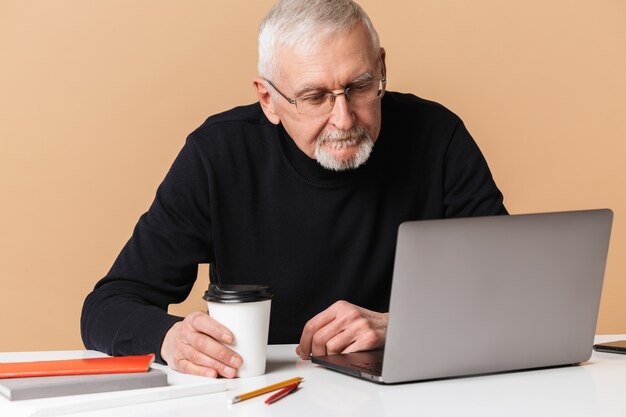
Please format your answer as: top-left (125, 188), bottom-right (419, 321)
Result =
top-left (3, 335), bottom-right (626, 417)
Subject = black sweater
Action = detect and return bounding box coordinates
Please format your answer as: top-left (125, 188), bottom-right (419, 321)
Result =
top-left (81, 92), bottom-right (507, 363)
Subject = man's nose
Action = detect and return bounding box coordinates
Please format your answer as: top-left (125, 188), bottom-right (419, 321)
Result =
top-left (328, 93), bottom-right (356, 131)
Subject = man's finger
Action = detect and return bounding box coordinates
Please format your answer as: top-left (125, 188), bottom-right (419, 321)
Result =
top-left (184, 330), bottom-right (242, 370)
top-left (322, 326), bottom-right (362, 355)
top-left (187, 312), bottom-right (235, 344)
top-left (298, 307), bottom-right (338, 359)
top-left (174, 357), bottom-right (219, 378)
top-left (179, 343), bottom-right (238, 378)
top-left (310, 318), bottom-right (351, 357)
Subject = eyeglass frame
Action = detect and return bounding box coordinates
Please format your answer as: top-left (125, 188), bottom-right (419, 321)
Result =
top-left (264, 66), bottom-right (387, 116)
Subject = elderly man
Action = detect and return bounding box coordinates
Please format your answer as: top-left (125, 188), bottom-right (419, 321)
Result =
top-left (81, 0), bottom-right (506, 378)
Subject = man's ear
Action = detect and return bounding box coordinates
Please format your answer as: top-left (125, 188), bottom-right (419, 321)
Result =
top-left (253, 77), bottom-right (281, 125)
top-left (379, 47), bottom-right (387, 78)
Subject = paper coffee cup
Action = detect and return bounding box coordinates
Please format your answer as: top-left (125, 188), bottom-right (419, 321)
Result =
top-left (203, 284), bottom-right (272, 378)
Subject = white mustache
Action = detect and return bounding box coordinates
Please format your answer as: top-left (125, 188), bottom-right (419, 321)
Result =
top-left (317, 125), bottom-right (370, 144)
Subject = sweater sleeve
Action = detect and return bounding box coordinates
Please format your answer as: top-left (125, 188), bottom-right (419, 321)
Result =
top-left (443, 121), bottom-right (508, 217)
top-left (81, 136), bottom-right (213, 363)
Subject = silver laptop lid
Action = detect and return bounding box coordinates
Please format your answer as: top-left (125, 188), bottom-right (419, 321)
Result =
top-left (382, 209), bottom-right (613, 383)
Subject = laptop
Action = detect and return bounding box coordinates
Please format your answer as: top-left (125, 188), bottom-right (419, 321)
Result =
top-left (312, 209), bottom-right (613, 384)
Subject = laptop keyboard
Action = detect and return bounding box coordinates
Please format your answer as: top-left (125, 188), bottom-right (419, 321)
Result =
top-left (350, 361), bottom-right (383, 374)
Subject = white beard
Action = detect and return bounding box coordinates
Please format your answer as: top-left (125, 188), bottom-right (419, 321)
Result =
top-left (314, 125), bottom-right (374, 171)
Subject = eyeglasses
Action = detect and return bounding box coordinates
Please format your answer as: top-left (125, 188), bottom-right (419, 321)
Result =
top-left (265, 76), bottom-right (386, 117)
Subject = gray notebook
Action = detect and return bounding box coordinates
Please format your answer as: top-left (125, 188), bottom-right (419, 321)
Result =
top-left (0, 369), bottom-right (168, 401)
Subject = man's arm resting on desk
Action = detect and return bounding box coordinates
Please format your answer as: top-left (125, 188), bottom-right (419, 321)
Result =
top-left (80, 281), bottom-right (183, 364)
top-left (81, 138), bottom-right (216, 366)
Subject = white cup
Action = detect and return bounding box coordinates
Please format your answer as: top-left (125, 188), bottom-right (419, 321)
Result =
top-left (204, 284), bottom-right (272, 378)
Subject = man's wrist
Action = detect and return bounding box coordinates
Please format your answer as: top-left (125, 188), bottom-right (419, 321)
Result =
top-left (160, 321), bottom-right (181, 365)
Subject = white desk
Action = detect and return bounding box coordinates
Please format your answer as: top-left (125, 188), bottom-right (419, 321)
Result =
top-left (3, 335), bottom-right (626, 417)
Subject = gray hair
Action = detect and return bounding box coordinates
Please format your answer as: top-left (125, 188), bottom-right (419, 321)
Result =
top-left (258, 0), bottom-right (380, 79)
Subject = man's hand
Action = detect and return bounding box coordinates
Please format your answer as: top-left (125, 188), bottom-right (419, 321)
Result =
top-left (161, 311), bottom-right (242, 378)
top-left (296, 301), bottom-right (388, 360)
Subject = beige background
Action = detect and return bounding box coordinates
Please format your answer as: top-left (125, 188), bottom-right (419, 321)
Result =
top-left (1, 0), bottom-right (625, 351)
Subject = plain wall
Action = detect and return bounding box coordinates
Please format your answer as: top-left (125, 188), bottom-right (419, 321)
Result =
top-left (1, 0), bottom-right (625, 351)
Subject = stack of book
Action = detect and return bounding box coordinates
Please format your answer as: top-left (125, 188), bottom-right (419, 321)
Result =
top-left (0, 351), bottom-right (226, 416)
top-left (0, 354), bottom-right (166, 401)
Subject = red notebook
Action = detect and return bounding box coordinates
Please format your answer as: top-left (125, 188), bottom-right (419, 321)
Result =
top-left (0, 354), bottom-right (155, 379)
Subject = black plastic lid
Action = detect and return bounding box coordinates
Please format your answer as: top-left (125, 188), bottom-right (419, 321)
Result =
top-left (203, 283), bottom-right (273, 303)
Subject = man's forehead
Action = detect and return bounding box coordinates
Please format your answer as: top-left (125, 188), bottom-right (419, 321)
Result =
top-left (274, 29), bottom-right (379, 90)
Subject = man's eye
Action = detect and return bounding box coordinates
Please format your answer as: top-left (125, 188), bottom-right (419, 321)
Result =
top-left (300, 94), bottom-right (327, 105)
top-left (349, 83), bottom-right (372, 94)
